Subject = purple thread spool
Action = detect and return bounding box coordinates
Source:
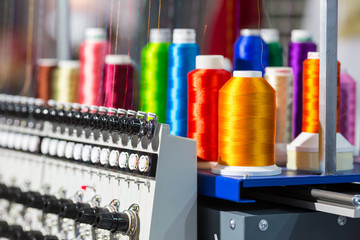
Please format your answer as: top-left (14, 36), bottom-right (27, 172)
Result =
top-left (288, 30), bottom-right (316, 139)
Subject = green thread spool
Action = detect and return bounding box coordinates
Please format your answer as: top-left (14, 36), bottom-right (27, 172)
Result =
top-left (140, 28), bottom-right (171, 123)
top-left (261, 29), bottom-right (283, 66)
top-left (52, 60), bottom-right (80, 103)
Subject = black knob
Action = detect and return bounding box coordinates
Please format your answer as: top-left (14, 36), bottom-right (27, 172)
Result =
top-left (56, 109), bottom-right (65, 123)
top-left (43, 198), bottom-right (72, 214)
top-left (27, 104), bottom-right (36, 118)
top-left (73, 111), bottom-right (82, 126)
top-left (20, 105), bottom-right (29, 118)
top-left (34, 106), bottom-right (44, 120)
top-left (99, 115), bottom-right (109, 130)
top-left (77, 207), bottom-right (109, 225)
top-left (107, 115), bottom-right (119, 131)
top-left (66, 109), bottom-right (80, 125)
top-left (60, 202), bottom-right (91, 219)
top-left (48, 108), bottom-right (57, 122)
top-left (0, 102), bottom-right (7, 115)
top-left (44, 236), bottom-right (58, 240)
top-left (0, 221), bottom-right (9, 237)
top-left (14, 104), bottom-right (22, 117)
top-left (118, 116), bottom-right (129, 133)
top-left (25, 230), bottom-right (44, 240)
top-left (26, 192), bottom-right (48, 209)
top-left (7, 103), bottom-right (15, 116)
top-left (95, 212), bottom-right (129, 233)
top-left (7, 187), bottom-right (26, 204)
top-left (8, 225), bottom-right (25, 239)
top-left (0, 183), bottom-right (8, 199)
top-left (81, 112), bottom-right (91, 127)
top-left (89, 114), bottom-right (100, 129)
top-left (127, 118), bottom-right (147, 135)
top-left (147, 119), bottom-right (156, 139)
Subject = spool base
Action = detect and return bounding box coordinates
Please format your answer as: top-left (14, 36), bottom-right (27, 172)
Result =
top-left (211, 164), bottom-right (281, 177)
top-left (287, 132), bottom-right (354, 171)
top-left (197, 161), bottom-right (217, 170)
top-left (275, 143), bottom-right (288, 166)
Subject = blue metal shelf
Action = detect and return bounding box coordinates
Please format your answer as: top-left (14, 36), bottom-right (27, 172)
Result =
top-left (198, 162), bottom-right (360, 203)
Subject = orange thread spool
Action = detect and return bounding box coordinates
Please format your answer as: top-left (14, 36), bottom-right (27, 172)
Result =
top-left (37, 59), bottom-right (57, 101)
top-left (302, 53), bottom-right (340, 133)
top-left (218, 71), bottom-right (276, 167)
top-left (188, 55), bottom-right (231, 166)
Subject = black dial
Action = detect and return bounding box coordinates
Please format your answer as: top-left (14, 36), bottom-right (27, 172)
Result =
top-left (107, 115), bottom-right (119, 131)
top-left (77, 207), bottom-right (109, 225)
top-left (43, 198), bottom-right (72, 214)
top-left (81, 112), bottom-right (91, 127)
top-left (118, 116), bottom-right (129, 133)
top-left (95, 211), bottom-right (130, 233)
top-left (60, 202), bottom-right (91, 219)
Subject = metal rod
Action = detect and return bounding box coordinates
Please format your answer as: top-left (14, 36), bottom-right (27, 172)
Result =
top-left (319, 0), bottom-right (338, 175)
top-left (56, 0), bottom-right (71, 60)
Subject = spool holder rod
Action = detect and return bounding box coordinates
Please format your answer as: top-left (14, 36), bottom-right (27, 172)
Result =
top-left (319, 0), bottom-right (338, 175)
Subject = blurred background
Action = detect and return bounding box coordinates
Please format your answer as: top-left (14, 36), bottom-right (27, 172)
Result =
top-left (0, 0), bottom-right (359, 95)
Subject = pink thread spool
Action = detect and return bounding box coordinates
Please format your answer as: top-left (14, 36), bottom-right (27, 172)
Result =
top-left (339, 72), bottom-right (356, 145)
top-left (103, 55), bottom-right (134, 110)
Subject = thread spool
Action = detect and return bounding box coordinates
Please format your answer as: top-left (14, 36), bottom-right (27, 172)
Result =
top-left (339, 72), bottom-right (356, 145)
top-left (233, 29), bottom-right (269, 75)
top-left (287, 52), bottom-right (354, 171)
top-left (187, 55), bottom-right (231, 169)
top-left (52, 60), bottom-right (80, 103)
top-left (261, 29), bottom-right (283, 66)
top-left (265, 67), bottom-right (293, 166)
top-left (212, 70), bottom-right (281, 176)
top-left (167, 29), bottom-right (199, 137)
top-left (103, 54), bottom-right (134, 109)
top-left (37, 59), bottom-right (57, 101)
top-left (140, 28), bottom-right (171, 123)
top-left (78, 28), bottom-right (109, 106)
top-left (288, 30), bottom-right (317, 139)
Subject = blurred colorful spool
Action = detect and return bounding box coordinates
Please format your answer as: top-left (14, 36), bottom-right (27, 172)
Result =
top-left (140, 28), bottom-right (171, 123)
top-left (187, 55), bottom-right (231, 169)
top-left (288, 30), bottom-right (317, 139)
top-left (339, 72), bottom-right (356, 145)
top-left (287, 52), bottom-right (354, 171)
top-left (52, 60), bottom-right (80, 103)
top-left (265, 67), bottom-right (293, 165)
top-left (261, 29), bottom-right (283, 67)
top-left (233, 29), bottom-right (269, 75)
top-left (167, 29), bottom-right (199, 137)
top-left (37, 58), bottom-right (57, 101)
top-left (103, 54), bottom-right (134, 109)
top-left (78, 28), bottom-right (109, 106)
top-left (212, 70), bottom-right (281, 176)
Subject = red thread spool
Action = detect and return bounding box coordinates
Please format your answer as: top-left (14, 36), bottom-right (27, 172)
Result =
top-left (37, 59), bottom-right (57, 101)
top-left (103, 55), bottom-right (134, 109)
top-left (79, 28), bottom-right (109, 106)
top-left (188, 55), bottom-right (231, 168)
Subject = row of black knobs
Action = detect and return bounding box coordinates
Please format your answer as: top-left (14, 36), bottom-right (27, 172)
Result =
top-left (0, 184), bottom-right (130, 234)
top-left (0, 102), bottom-right (156, 138)
top-left (0, 221), bottom-right (58, 240)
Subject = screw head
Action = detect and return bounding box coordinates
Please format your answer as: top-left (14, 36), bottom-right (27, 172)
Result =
top-left (258, 219), bottom-right (269, 231)
top-left (337, 216), bottom-right (347, 226)
top-left (229, 219), bottom-right (236, 230)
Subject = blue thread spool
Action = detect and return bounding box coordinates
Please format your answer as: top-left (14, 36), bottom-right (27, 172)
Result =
top-left (233, 29), bottom-right (269, 75)
top-left (167, 29), bottom-right (199, 137)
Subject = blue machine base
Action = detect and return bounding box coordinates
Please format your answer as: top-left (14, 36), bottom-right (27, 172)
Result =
top-left (198, 162), bottom-right (360, 203)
